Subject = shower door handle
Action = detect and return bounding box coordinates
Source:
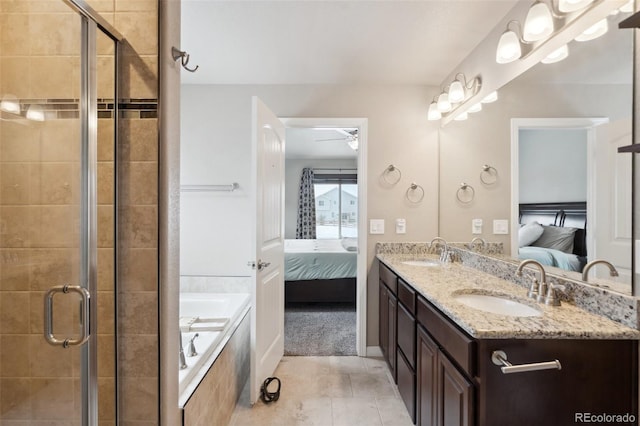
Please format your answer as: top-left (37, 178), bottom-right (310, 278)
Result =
top-left (44, 284), bottom-right (91, 348)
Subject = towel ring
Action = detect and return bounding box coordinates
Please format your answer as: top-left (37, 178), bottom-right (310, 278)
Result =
top-left (406, 182), bottom-right (425, 203)
top-left (480, 164), bottom-right (498, 185)
top-left (382, 164), bottom-right (402, 185)
top-left (456, 182), bottom-right (475, 204)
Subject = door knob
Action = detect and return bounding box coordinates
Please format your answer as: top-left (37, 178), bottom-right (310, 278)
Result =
top-left (257, 260), bottom-right (271, 270)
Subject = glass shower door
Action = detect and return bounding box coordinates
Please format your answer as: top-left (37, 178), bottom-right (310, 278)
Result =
top-left (0, 2), bottom-right (110, 424)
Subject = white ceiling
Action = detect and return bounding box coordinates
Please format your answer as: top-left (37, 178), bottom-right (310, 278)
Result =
top-left (181, 0), bottom-right (520, 86)
top-left (285, 128), bottom-right (358, 160)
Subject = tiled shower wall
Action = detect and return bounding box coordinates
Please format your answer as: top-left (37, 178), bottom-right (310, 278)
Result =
top-left (0, 0), bottom-right (160, 424)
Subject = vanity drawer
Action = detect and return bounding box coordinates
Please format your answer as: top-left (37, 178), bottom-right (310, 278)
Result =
top-left (380, 263), bottom-right (397, 295)
top-left (417, 296), bottom-right (475, 376)
top-left (397, 301), bottom-right (416, 368)
top-left (397, 278), bottom-right (416, 314)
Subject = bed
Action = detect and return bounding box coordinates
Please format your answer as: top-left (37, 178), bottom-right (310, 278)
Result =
top-left (518, 202), bottom-right (587, 272)
top-left (284, 238), bottom-right (357, 303)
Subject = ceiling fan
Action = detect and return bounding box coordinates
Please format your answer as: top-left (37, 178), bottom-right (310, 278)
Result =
top-left (315, 129), bottom-right (359, 151)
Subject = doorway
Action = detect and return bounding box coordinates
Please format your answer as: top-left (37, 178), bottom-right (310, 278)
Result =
top-left (282, 118), bottom-right (368, 356)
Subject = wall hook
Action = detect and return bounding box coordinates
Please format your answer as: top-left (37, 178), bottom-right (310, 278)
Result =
top-left (172, 47), bottom-right (199, 73)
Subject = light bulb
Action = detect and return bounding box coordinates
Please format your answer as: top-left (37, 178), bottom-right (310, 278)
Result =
top-left (523, 2), bottom-right (554, 42)
top-left (481, 91), bottom-right (498, 104)
top-left (496, 29), bottom-right (522, 64)
top-left (437, 93), bottom-right (452, 113)
top-left (427, 102), bottom-right (441, 121)
top-left (0, 95), bottom-right (20, 114)
top-left (541, 44), bottom-right (569, 64)
top-left (448, 80), bottom-right (465, 104)
top-left (454, 112), bottom-right (468, 121)
top-left (26, 105), bottom-right (45, 122)
top-left (467, 103), bottom-right (482, 113)
top-left (575, 18), bottom-right (608, 42)
top-left (558, 0), bottom-right (594, 12)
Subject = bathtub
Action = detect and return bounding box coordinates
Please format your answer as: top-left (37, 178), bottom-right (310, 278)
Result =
top-left (178, 292), bottom-right (251, 406)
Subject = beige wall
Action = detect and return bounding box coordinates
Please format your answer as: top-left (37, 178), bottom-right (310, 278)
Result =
top-left (439, 82), bottom-right (631, 253)
top-left (181, 84), bottom-right (440, 345)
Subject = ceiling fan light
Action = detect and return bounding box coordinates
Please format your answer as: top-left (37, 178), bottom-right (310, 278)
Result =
top-left (481, 91), bottom-right (498, 104)
top-left (523, 1), bottom-right (554, 42)
top-left (454, 112), bottom-right (468, 121)
top-left (428, 102), bottom-right (442, 120)
top-left (558, 0), bottom-right (594, 12)
top-left (575, 18), bottom-right (608, 42)
top-left (448, 80), bottom-right (465, 104)
top-left (541, 44), bottom-right (569, 64)
top-left (496, 29), bottom-right (522, 64)
top-left (467, 102), bottom-right (482, 113)
top-left (437, 93), bottom-right (452, 113)
top-left (620, 0), bottom-right (634, 13)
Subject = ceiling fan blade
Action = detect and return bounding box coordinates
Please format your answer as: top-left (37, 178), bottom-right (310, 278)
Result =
top-left (315, 137), bottom-right (348, 142)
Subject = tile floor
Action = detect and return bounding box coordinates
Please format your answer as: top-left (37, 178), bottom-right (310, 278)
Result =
top-left (230, 356), bottom-right (414, 426)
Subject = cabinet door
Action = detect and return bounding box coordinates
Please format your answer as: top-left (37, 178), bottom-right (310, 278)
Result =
top-left (379, 282), bottom-right (389, 361)
top-left (437, 353), bottom-right (473, 426)
top-left (417, 327), bottom-right (438, 426)
top-left (388, 293), bottom-right (397, 378)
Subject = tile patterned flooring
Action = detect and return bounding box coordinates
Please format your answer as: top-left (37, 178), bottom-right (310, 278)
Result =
top-left (230, 356), bottom-right (414, 426)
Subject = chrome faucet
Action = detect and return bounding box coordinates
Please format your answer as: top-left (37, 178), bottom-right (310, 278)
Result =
top-left (179, 330), bottom-right (187, 370)
top-left (516, 259), bottom-right (547, 301)
top-left (581, 259), bottom-right (619, 282)
top-left (469, 237), bottom-right (487, 250)
top-left (430, 237), bottom-right (450, 263)
top-left (188, 333), bottom-right (199, 357)
top-left (430, 237), bottom-right (447, 250)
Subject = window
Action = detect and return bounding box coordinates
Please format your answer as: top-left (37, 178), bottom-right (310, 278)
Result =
top-left (314, 173), bottom-right (357, 239)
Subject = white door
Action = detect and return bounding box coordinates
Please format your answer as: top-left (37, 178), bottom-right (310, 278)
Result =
top-left (250, 97), bottom-right (286, 404)
top-left (592, 119), bottom-right (632, 282)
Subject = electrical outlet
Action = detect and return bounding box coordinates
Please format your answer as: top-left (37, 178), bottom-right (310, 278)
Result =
top-left (472, 219), bottom-right (483, 235)
top-left (396, 219), bottom-right (406, 234)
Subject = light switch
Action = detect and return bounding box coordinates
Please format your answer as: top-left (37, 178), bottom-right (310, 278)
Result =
top-left (472, 219), bottom-right (483, 235)
top-left (396, 218), bottom-right (406, 234)
top-left (370, 219), bottom-right (385, 235)
top-left (493, 219), bottom-right (509, 235)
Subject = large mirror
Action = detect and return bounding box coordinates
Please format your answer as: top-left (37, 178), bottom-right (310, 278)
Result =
top-left (438, 11), bottom-right (633, 295)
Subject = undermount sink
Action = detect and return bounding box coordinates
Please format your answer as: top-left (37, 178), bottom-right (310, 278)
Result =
top-left (453, 292), bottom-right (542, 317)
top-left (402, 260), bottom-right (440, 267)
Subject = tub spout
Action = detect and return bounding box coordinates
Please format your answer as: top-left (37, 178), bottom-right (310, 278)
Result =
top-left (179, 330), bottom-right (187, 370)
top-left (188, 333), bottom-right (199, 357)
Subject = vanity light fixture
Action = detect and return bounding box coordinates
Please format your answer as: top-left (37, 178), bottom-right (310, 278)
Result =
top-left (558, 0), bottom-right (594, 13)
top-left (448, 79), bottom-right (465, 104)
top-left (0, 95), bottom-right (20, 115)
top-left (454, 112), bottom-right (469, 121)
top-left (427, 99), bottom-right (442, 121)
top-left (619, 0), bottom-right (633, 13)
top-left (481, 91), bottom-right (498, 104)
top-left (523, 1), bottom-right (554, 42)
top-left (496, 22), bottom-right (524, 64)
top-left (541, 44), bottom-right (569, 63)
top-left (25, 105), bottom-right (45, 122)
top-left (467, 102), bottom-right (482, 113)
top-left (574, 18), bottom-right (608, 41)
top-left (437, 92), bottom-right (452, 113)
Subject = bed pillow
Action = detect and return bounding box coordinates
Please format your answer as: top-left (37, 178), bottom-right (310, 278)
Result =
top-left (341, 238), bottom-right (358, 252)
top-left (518, 222), bottom-right (544, 247)
top-left (531, 225), bottom-right (577, 254)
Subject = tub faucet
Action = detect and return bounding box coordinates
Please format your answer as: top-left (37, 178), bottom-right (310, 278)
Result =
top-left (188, 333), bottom-right (199, 357)
top-left (179, 330), bottom-right (187, 370)
top-left (516, 259), bottom-right (547, 301)
top-left (469, 237), bottom-right (486, 250)
top-left (582, 259), bottom-right (619, 282)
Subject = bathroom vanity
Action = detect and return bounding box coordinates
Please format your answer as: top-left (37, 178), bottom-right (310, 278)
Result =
top-left (377, 252), bottom-right (639, 426)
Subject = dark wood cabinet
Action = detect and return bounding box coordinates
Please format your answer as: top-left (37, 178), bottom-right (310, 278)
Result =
top-left (379, 260), bottom-right (638, 426)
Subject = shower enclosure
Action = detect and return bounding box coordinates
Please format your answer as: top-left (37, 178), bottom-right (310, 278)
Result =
top-left (0, 0), bottom-right (120, 424)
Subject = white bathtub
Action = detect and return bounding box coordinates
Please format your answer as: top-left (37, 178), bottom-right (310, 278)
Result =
top-left (178, 292), bottom-right (251, 406)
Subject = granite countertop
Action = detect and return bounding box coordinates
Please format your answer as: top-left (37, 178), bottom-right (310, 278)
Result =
top-left (377, 253), bottom-right (640, 340)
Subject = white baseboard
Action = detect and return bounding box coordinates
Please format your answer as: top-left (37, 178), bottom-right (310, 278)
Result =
top-left (366, 346), bottom-right (383, 357)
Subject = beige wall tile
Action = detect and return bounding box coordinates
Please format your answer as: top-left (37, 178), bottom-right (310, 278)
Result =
top-left (0, 206), bottom-right (38, 247)
top-left (36, 205), bottom-right (78, 248)
top-left (115, 0), bottom-right (157, 12)
top-left (97, 290), bottom-right (115, 334)
top-left (97, 248), bottom-right (115, 291)
top-left (1, 14), bottom-right (29, 57)
top-left (0, 1), bottom-right (29, 13)
top-left (119, 334), bottom-right (157, 377)
top-left (30, 378), bottom-right (77, 419)
top-left (98, 205), bottom-right (115, 249)
top-left (29, 335), bottom-right (73, 377)
top-left (0, 57), bottom-right (30, 99)
top-left (119, 54), bottom-right (157, 99)
top-left (29, 291), bottom-right (44, 334)
top-left (30, 56), bottom-right (78, 99)
top-left (120, 162), bottom-right (157, 205)
top-left (29, 13), bottom-right (81, 56)
top-left (119, 118), bottom-right (158, 162)
top-left (98, 376), bottom-right (116, 421)
top-left (119, 292), bottom-right (157, 335)
top-left (0, 335), bottom-right (29, 377)
top-left (97, 55), bottom-right (116, 99)
top-left (0, 122), bottom-right (40, 163)
top-left (97, 334), bottom-right (116, 378)
top-left (29, 162), bottom-right (78, 205)
top-left (40, 120), bottom-right (82, 162)
top-left (97, 119), bottom-right (115, 162)
top-left (97, 20), bottom-right (117, 55)
top-left (86, 0), bottom-right (116, 13)
top-left (118, 248), bottom-right (157, 292)
top-left (28, 1), bottom-right (79, 13)
top-left (114, 13), bottom-right (157, 56)
top-left (0, 292), bottom-right (29, 334)
top-left (119, 205), bottom-right (157, 248)
top-left (98, 161), bottom-right (115, 205)
top-left (0, 249), bottom-right (31, 291)
top-left (0, 378), bottom-right (31, 419)
top-left (30, 249), bottom-right (77, 291)
top-left (119, 377), bottom-right (158, 422)
top-left (1, 163), bottom-right (30, 205)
